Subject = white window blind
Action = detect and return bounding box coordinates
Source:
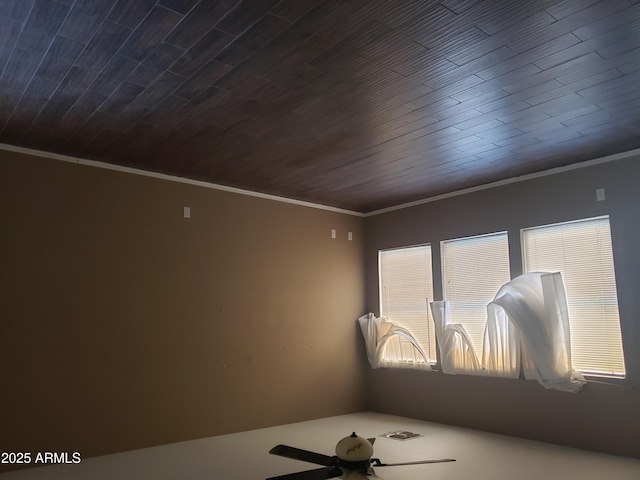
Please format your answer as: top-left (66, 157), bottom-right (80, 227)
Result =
top-left (441, 232), bottom-right (511, 357)
top-left (522, 216), bottom-right (625, 377)
top-left (379, 245), bottom-right (436, 363)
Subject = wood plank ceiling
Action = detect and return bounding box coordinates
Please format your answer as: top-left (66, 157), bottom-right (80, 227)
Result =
top-left (1, 0), bottom-right (639, 213)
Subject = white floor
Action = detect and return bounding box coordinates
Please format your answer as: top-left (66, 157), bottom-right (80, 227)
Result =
top-left (2, 412), bottom-right (638, 480)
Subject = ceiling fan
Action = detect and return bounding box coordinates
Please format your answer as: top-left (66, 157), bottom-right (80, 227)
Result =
top-left (267, 432), bottom-right (455, 479)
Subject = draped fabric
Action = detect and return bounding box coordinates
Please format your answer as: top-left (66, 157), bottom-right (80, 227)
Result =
top-left (430, 273), bottom-right (585, 392)
top-left (357, 313), bottom-right (431, 370)
top-left (430, 301), bottom-right (481, 375)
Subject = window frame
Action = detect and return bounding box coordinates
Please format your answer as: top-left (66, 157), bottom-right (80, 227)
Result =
top-left (440, 230), bottom-right (512, 361)
top-left (374, 215), bottom-right (628, 386)
top-left (520, 215), bottom-right (626, 379)
top-left (378, 243), bottom-right (437, 366)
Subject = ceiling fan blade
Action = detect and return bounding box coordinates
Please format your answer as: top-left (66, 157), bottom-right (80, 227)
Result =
top-left (371, 458), bottom-right (456, 467)
top-left (269, 445), bottom-right (337, 467)
top-left (266, 466), bottom-right (343, 480)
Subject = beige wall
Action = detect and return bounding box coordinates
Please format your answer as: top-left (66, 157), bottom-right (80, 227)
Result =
top-left (363, 155), bottom-right (640, 458)
top-left (0, 150), bottom-right (367, 472)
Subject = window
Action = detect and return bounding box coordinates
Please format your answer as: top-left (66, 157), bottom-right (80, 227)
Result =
top-left (441, 232), bottom-right (511, 357)
top-left (522, 216), bottom-right (625, 378)
top-left (379, 245), bottom-right (436, 363)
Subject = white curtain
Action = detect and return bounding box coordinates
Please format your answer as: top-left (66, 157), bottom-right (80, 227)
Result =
top-left (431, 272), bottom-right (585, 392)
top-left (358, 313), bottom-right (432, 370)
top-left (430, 301), bottom-right (481, 375)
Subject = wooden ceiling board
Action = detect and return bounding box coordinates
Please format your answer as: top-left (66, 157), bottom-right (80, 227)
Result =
top-left (1, 0), bottom-right (639, 213)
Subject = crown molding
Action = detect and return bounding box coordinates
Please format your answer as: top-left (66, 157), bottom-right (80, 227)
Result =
top-left (0, 143), bottom-right (364, 217)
